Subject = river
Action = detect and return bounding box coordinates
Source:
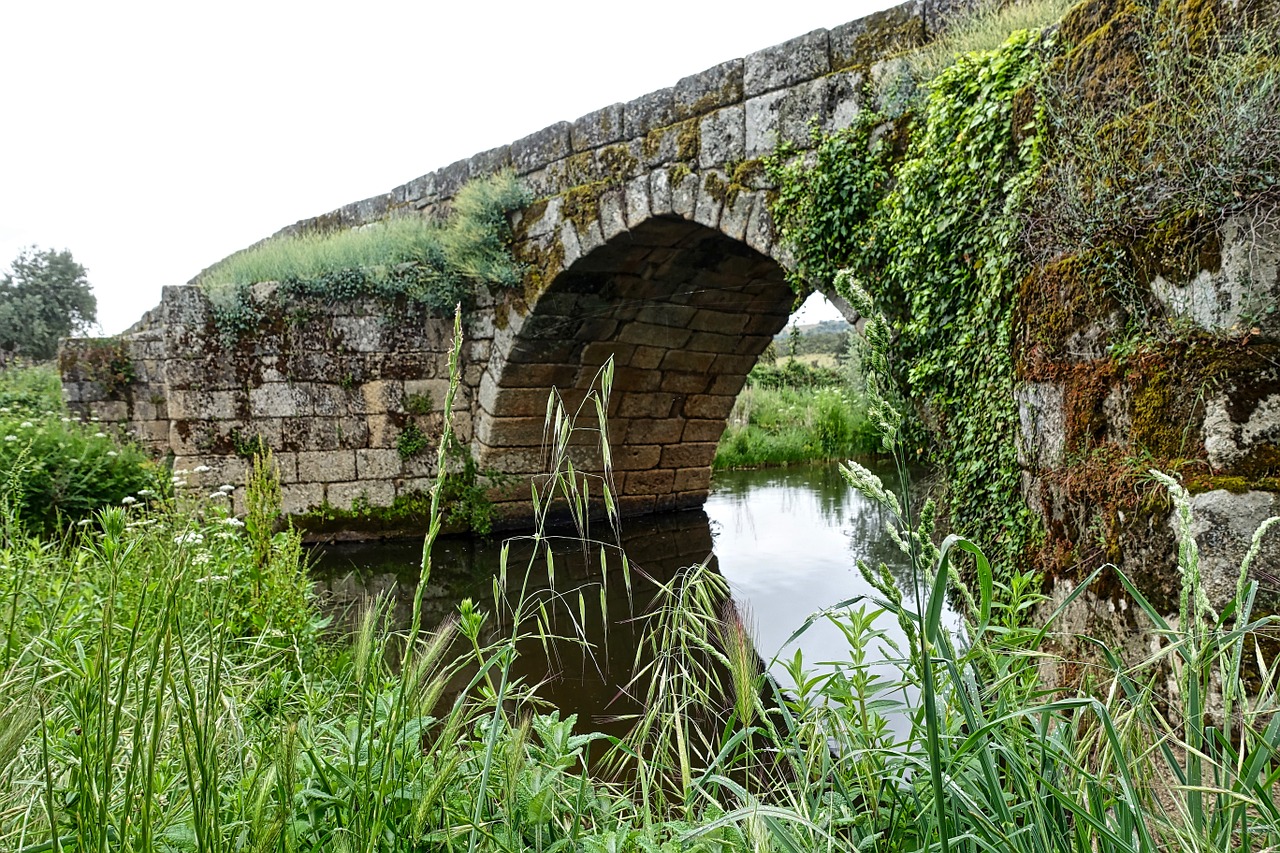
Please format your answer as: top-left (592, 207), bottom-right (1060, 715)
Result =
top-left (309, 460), bottom-right (956, 737)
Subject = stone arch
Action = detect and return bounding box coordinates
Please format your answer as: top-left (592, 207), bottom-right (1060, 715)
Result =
top-left (476, 212), bottom-right (797, 524)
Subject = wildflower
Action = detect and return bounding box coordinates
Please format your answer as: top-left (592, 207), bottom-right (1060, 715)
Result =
top-left (61, 417), bottom-right (71, 423)
top-left (214, 531), bottom-right (238, 540)
top-left (193, 574), bottom-right (229, 584)
top-left (173, 532), bottom-right (204, 545)
top-left (222, 517), bottom-right (245, 527)
top-left (194, 465), bottom-right (212, 473)
top-left (208, 491), bottom-right (228, 500)
top-left (76, 519), bottom-right (92, 527)
top-left (219, 484), bottom-right (235, 493)
top-left (20, 421), bottom-right (33, 429)
top-left (106, 451), bottom-right (118, 457)
top-left (4, 436), bottom-right (15, 442)
top-left (94, 432), bottom-right (107, 438)
top-left (137, 488), bottom-right (156, 497)
top-left (121, 496), bottom-right (137, 505)
top-left (193, 553), bottom-right (211, 565)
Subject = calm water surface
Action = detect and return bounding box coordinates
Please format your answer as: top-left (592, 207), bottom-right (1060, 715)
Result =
top-left (309, 460), bottom-right (955, 732)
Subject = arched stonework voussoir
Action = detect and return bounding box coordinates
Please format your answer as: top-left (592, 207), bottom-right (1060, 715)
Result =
top-left (478, 207), bottom-right (797, 525)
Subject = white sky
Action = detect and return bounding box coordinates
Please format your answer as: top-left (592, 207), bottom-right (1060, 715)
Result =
top-left (1, 1), bottom-right (888, 334)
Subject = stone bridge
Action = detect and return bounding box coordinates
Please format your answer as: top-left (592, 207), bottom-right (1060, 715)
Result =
top-left (61, 1), bottom-right (968, 532)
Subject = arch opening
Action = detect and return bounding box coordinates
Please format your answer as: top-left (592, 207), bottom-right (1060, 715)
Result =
top-left (477, 215), bottom-right (798, 526)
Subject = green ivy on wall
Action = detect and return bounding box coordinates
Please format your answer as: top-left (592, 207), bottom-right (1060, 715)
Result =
top-left (768, 29), bottom-right (1053, 569)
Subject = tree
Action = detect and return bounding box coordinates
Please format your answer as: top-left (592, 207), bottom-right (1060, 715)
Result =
top-left (0, 247), bottom-right (97, 360)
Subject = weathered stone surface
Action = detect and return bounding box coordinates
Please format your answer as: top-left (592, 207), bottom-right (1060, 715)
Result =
top-left (1016, 382), bottom-right (1065, 470)
top-left (1203, 393), bottom-right (1280, 470)
top-left (571, 103), bottom-right (625, 152)
top-left (512, 122), bottom-right (572, 174)
top-left (744, 29), bottom-right (830, 97)
top-left (1186, 490), bottom-right (1280, 610)
top-left (297, 450), bottom-right (357, 482)
top-left (674, 60), bottom-right (744, 120)
top-left (697, 105), bottom-right (745, 170)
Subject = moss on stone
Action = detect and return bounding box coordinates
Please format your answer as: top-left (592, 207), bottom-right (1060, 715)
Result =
top-left (561, 184), bottom-right (603, 235)
top-left (675, 119), bottom-right (701, 162)
top-left (1130, 209), bottom-right (1223, 287)
top-left (599, 144), bottom-right (639, 182)
top-left (831, 4), bottom-right (927, 76)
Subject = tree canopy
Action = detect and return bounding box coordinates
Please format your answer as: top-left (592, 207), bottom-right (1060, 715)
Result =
top-left (0, 247), bottom-right (97, 360)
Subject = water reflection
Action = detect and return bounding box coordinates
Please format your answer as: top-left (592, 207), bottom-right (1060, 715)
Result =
top-left (705, 460), bottom-right (959, 698)
top-left (310, 461), bottom-right (957, 737)
top-left (311, 510), bottom-right (731, 738)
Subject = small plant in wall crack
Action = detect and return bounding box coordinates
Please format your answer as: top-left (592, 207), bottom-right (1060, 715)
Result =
top-left (396, 420), bottom-right (430, 459)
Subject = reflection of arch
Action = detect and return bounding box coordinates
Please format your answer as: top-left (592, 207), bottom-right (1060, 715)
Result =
top-left (477, 214), bottom-right (795, 522)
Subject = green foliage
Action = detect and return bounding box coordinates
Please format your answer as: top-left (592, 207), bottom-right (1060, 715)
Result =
top-left (199, 170), bottom-right (532, 341)
top-left (1025, 1), bottom-right (1280, 266)
top-left (904, 0), bottom-right (1076, 86)
top-left (0, 365), bottom-right (160, 536)
top-left (766, 111), bottom-right (894, 295)
top-left (403, 390), bottom-right (433, 415)
top-left (715, 383), bottom-right (878, 469)
top-left (0, 247), bottom-right (97, 360)
top-left (770, 29), bottom-right (1051, 566)
top-left (395, 419), bottom-right (430, 459)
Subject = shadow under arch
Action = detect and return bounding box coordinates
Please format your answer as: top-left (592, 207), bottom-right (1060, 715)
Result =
top-left (476, 214), bottom-right (797, 526)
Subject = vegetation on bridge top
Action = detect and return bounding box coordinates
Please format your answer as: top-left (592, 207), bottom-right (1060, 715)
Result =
top-left (197, 170), bottom-right (530, 341)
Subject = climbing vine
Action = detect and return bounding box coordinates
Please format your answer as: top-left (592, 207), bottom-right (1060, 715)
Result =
top-left (768, 29), bottom-right (1052, 568)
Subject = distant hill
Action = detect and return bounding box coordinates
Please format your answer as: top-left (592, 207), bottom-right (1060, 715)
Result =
top-left (774, 318), bottom-right (854, 355)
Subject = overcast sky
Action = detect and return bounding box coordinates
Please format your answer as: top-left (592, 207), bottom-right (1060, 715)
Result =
top-left (1, 0), bottom-right (894, 334)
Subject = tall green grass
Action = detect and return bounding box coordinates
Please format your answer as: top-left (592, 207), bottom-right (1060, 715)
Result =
top-left (198, 171), bottom-right (531, 339)
top-left (715, 381), bottom-right (878, 469)
top-left (2, 305), bottom-right (1280, 852)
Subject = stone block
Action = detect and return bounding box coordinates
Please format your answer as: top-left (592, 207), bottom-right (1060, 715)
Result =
top-left (631, 346), bottom-right (666, 370)
top-left (297, 450), bottom-right (357, 482)
top-left (356, 448), bottom-right (403, 480)
top-left (673, 466), bottom-right (713, 492)
top-left (623, 86), bottom-right (676, 137)
top-left (745, 89), bottom-right (787, 158)
top-left (512, 122), bottom-right (572, 174)
top-left (476, 415), bottom-right (550, 447)
top-left (674, 59), bottom-right (744, 120)
top-left (1015, 382), bottom-right (1065, 470)
top-left (571, 103), bottom-right (625, 152)
top-left (435, 158), bottom-right (472, 199)
top-left (1187, 490), bottom-right (1280, 609)
top-left (1203, 392), bottom-right (1280, 471)
top-left (822, 70), bottom-right (864, 134)
top-left (361, 380), bottom-right (403, 414)
top-left (250, 384), bottom-right (302, 418)
top-left (625, 468), bottom-right (676, 494)
top-left (609, 367), bottom-right (662, 393)
top-left (709, 373), bottom-right (749, 396)
top-left (687, 309), bottom-right (751, 334)
top-left (745, 28), bottom-right (830, 97)
top-left (720, 192), bottom-right (756, 242)
top-left (660, 350), bottom-right (716, 373)
top-left (661, 372), bottom-right (711, 394)
top-left (683, 394), bottom-right (735, 419)
top-left (616, 322), bottom-right (693, 349)
top-left (682, 419), bottom-right (726, 442)
top-left (693, 173), bottom-right (724, 230)
top-left (327, 480), bottom-right (395, 511)
top-left (89, 400), bottom-right (129, 422)
top-left (649, 168), bottom-right (674, 215)
top-left (617, 494), bottom-right (656, 516)
top-left (612, 444), bottom-right (662, 470)
top-left (687, 330), bottom-right (741, 353)
top-left (282, 483), bottom-right (325, 516)
top-left (332, 316), bottom-right (382, 352)
top-left (470, 143), bottom-right (512, 176)
top-left (829, 2), bottom-right (923, 71)
top-left (671, 170), bottom-right (700, 220)
top-left (598, 186), bottom-right (627, 241)
top-left (403, 379), bottom-right (454, 412)
top-left (400, 171), bottom-right (438, 206)
top-left (674, 489), bottom-right (710, 509)
top-left (618, 392), bottom-right (677, 419)
top-left (635, 304), bottom-right (698, 328)
top-left (625, 418), bottom-right (685, 444)
top-left (660, 443), bottom-right (718, 468)
top-left (624, 175), bottom-right (651, 228)
top-left (698, 105), bottom-right (745, 170)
